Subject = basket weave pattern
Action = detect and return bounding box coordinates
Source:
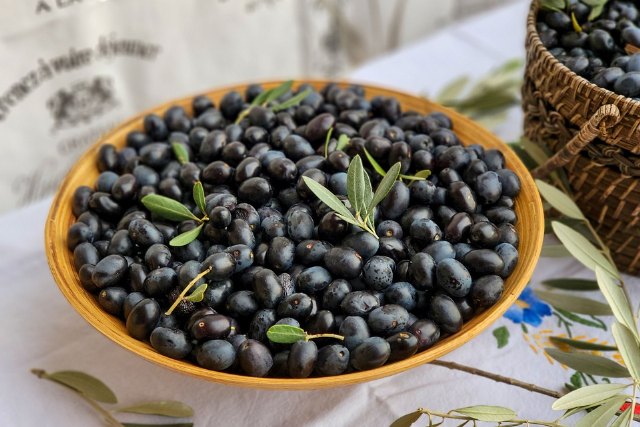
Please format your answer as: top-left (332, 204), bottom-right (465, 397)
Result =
top-left (523, 0), bottom-right (640, 274)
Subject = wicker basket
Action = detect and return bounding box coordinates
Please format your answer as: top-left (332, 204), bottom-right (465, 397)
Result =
top-left (523, 0), bottom-right (640, 274)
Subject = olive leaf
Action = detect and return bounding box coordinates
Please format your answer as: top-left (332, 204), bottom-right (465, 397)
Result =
top-left (347, 155), bottom-right (371, 218)
top-left (336, 134), bottom-right (350, 151)
top-left (400, 170), bottom-right (431, 181)
top-left (610, 406), bottom-right (632, 427)
top-left (575, 395), bottom-right (628, 427)
top-left (367, 162), bottom-right (401, 215)
top-left (193, 181), bottom-right (206, 215)
top-left (302, 177), bottom-right (356, 223)
top-left (44, 370), bottom-right (117, 404)
top-left (171, 143), bottom-right (189, 165)
top-left (122, 423), bottom-right (193, 427)
top-left (451, 405), bottom-right (517, 422)
top-left (551, 221), bottom-right (618, 277)
top-left (142, 194), bottom-right (200, 222)
top-left (266, 325), bottom-right (307, 344)
top-left (390, 410), bottom-right (423, 427)
top-left (552, 383), bottom-right (629, 410)
top-left (611, 322), bottom-right (640, 382)
top-left (263, 80), bottom-right (293, 105)
top-left (571, 12), bottom-right (583, 32)
top-left (272, 88), bottom-right (312, 112)
top-left (435, 75), bottom-right (470, 104)
top-left (323, 127), bottom-right (334, 158)
top-left (545, 348), bottom-right (630, 377)
top-left (542, 278), bottom-right (599, 291)
top-left (583, 0), bottom-right (608, 21)
top-left (540, 244), bottom-right (571, 258)
top-left (363, 147), bottom-right (387, 177)
top-left (536, 180), bottom-right (584, 220)
top-left (169, 224), bottom-right (203, 247)
top-left (539, 0), bottom-right (567, 12)
top-left (534, 290), bottom-right (612, 316)
top-left (184, 283), bottom-right (208, 303)
top-left (595, 266), bottom-right (639, 341)
top-left (118, 400), bottom-right (194, 418)
top-left (549, 336), bottom-right (617, 352)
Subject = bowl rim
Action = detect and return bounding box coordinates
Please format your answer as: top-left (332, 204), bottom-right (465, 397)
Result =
top-left (45, 79), bottom-right (544, 389)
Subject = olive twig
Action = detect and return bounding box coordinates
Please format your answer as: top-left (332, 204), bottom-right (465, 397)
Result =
top-left (165, 266), bottom-right (212, 316)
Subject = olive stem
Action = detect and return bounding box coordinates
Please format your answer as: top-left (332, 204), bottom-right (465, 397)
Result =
top-left (305, 333), bottom-right (345, 341)
top-left (165, 266), bottom-right (213, 316)
top-left (628, 383), bottom-right (637, 427)
top-left (430, 360), bottom-right (562, 399)
top-left (413, 407), bottom-right (564, 427)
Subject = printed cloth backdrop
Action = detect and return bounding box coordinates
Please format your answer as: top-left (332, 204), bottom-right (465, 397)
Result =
top-left (0, 0), bottom-right (514, 213)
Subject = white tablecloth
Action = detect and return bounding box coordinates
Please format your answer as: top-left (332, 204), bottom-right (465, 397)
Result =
top-left (2, 2), bottom-right (638, 426)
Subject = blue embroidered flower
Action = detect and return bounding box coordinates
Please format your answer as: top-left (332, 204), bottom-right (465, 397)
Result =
top-left (504, 287), bottom-right (552, 327)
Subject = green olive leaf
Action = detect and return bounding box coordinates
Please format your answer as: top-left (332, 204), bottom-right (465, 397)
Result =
top-left (302, 176), bottom-right (356, 223)
top-left (611, 322), bottom-right (640, 382)
top-left (540, 244), bottom-right (572, 258)
top-left (549, 336), bottom-right (617, 352)
top-left (575, 395), bottom-right (628, 427)
top-left (141, 194), bottom-right (199, 222)
top-left (336, 134), bottom-right (350, 151)
top-left (541, 278), bottom-right (599, 291)
top-left (367, 162), bottom-right (401, 214)
top-left (122, 423), bottom-right (193, 427)
top-left (610, 405), bottom-right (632, 427)
top-left (266, 324), bottom-right (307, 344)
top-left (390, 410), bottom-right (423, 427)
top-left (184, 283), bottom-right (208, 303)
top-left (452, 405), bottom-right (517, 422)
top-left (323, 127), bottom-right (334, 158)
top-left (347, 155), bottom-right (371, 218)
top-left (435, 75), bottom-right (469, 103)
top-left (551, 221), bottom-right (618, 277)
top-left (401, 170), bottom-right (431, 181)
top-left (545, 348), bottom-right (630, 378)
top-left (193, 181), bottom-right (206, 215)
top-left (169, 224), bottom-right (203, 247)
top-left (272, 88), bottom-right (312, 112)
top-left (536, 180), bottom-right (584, 220)
top-left (534, 290), bottom-right (612, 316)
top-left (583, 0), bottom-right (608, 21)
top-left (171, 143), bottom-right (189, 165)
top-left (539, 0), bottom-right (566, 12)
top-left (571, 12), bottom-right (583, 32)
top-left (595, 266), bottom-right (639, 341)
top-left (118, 400), bottom-right (194, 418)
top-left (363, 147), bottom-right (387, 177)
top-left (45, 370), bottom-right (117, 404)
top-left (263, 80), bottom-right (293, 105)
top-left (552, 383), bottom-right (629, 410)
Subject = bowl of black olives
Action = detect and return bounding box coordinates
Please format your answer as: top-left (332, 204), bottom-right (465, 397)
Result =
top-left (46, 80), bottom-right (544, 389)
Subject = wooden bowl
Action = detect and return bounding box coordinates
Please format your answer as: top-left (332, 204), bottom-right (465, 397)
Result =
top-left (45, 80), bottom-right (544, 389)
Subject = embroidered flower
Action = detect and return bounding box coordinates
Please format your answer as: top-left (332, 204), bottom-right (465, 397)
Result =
top-left (504, 287), bottom-right (552, 327)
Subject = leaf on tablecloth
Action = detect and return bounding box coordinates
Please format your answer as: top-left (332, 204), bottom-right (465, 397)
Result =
top-left (552, 383), bottom-right (629, 410)
top-left (535, 290), bottom-right (612, 316)
top-left (118, 400), bottom-right (194, 417)
top-left (492, 326), bottom-right (509, 349)
top-left (45, 370), bottom-right (117, 404)
top-left (452, 405), bottom-right (517, 422)
top-left (545, 348), bottom-right (630, 378)
top-left (390, 410), bottom-right (423, 427)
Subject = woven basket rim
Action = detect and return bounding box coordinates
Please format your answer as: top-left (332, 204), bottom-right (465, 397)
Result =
top-left (527, 0), bottom-right (640, 110)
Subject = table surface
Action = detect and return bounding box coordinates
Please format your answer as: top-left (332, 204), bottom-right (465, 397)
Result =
top-left (2, 2), bottom-right (639, 426)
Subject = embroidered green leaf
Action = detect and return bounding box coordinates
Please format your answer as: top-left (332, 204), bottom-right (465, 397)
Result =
top-left (550, 336), bottom-right (617, 351)
top-left (141, 194), bottom-right (199, 222)
top-left (169, 224), bottom-right (203, 247)
top-left (545, 348), bottom-right (630, 378)
top-left (492, 326), bottom-right (510, 349)
top-left (556, 309), bottom-right (607, 330)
